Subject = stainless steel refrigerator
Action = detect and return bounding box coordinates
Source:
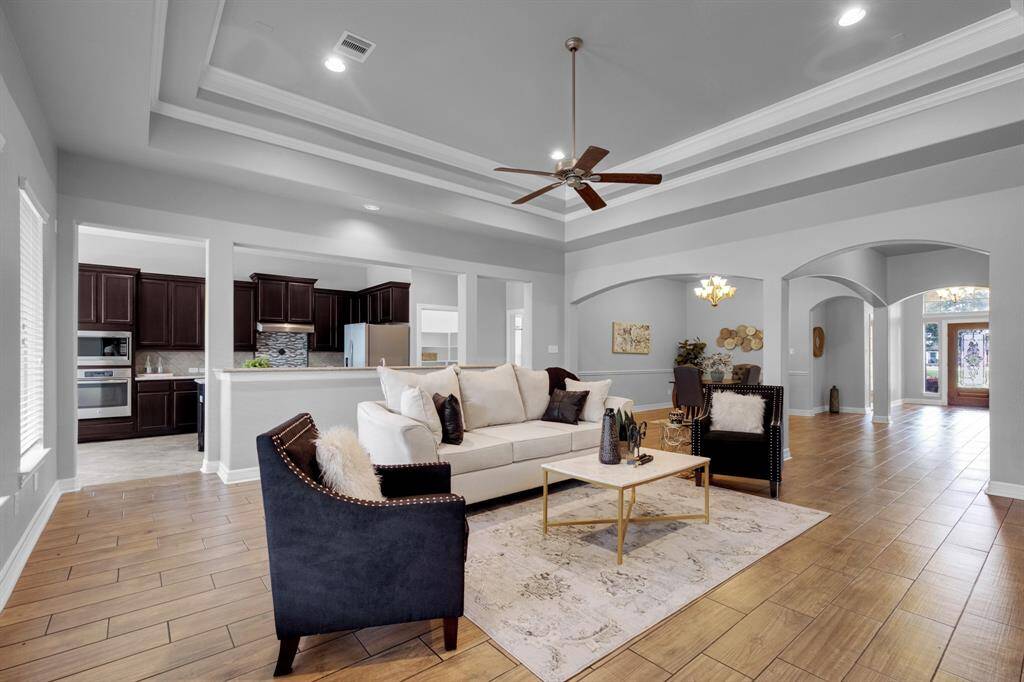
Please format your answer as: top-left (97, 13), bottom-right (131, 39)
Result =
top-left (344, 323), bottom-right (410, 367)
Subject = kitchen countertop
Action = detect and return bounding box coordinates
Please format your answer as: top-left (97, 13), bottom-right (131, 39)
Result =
top-left (135, 374), bottom-right (205, 382)
top-left (219, 364), bottom-right (491, 373)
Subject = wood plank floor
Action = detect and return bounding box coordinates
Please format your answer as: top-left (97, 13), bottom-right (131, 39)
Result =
top-left (2, 404), bottom-right (1021, 681)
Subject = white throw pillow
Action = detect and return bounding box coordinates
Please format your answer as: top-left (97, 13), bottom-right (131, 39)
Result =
top-left (710, 391), bottom-right (765, 434)
top-left (400, 386), bottom-right (442, 444)
top-left (315, 426), bottom-right (386, 501)
top-left (458, 363), bottom-right (526, 430)
top-left (378, 365), bottom-right (460, 412)
top-left (565, 378), bottom-right (612, 423)
top-left (514, 365), bottom-right (550, 421)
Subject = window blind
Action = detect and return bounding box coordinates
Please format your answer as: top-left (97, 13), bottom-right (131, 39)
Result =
top-left (20, 188), bottom-right (45, 456)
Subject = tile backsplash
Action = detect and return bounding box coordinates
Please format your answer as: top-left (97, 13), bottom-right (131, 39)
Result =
top-left (135, 350), bottom-right (205, 377)
top-left (256, 331), bottom-right (309, 368)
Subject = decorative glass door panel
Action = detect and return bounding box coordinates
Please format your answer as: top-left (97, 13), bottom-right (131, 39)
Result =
top-left (947, 323), bottom-right (989, 407)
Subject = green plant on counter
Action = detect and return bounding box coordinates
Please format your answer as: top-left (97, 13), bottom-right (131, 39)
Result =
top-left (675, 337), bottom-right (707, 368)
top-left (615, 408), bottom-right (636, 442)
top-left (243, 357), bottom-right (271, 369)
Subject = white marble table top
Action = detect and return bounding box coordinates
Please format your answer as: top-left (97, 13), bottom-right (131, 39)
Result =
top-left (543, 448), bottom-right (709, 489)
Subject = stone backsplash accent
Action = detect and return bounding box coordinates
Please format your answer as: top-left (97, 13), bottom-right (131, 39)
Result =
top-left (135, 350), bottom-right (205, 377)
top-left (256, 331), bottom-right (309, 368)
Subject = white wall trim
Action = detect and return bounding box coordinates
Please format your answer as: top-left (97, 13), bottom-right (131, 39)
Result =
top-left (783, 448), bottom-right (792, 461)
top-left (872, 415), bottom-right (892, 424)
top-left (788, 370), bottom-right (810, 376)
top-left (577, 368), bottom-right (674, 377)
top-left (789, 406), bottom-right (827, 417)
top-left (0, 131), bottom-right (6, 153)
top-left (564, 64), bottom-right (1024, 220)
top-left (58, 477), bottom-right (80, 493)
top-left (840, 406), bottom-right (867, 414)
top-left (566, 9), bottom-right (1024, 208)
top-left (902, 398), bottom-right (946, 406)
top-left (200, 458), bottom-right (218, 474)
top-left (148, 0), bottom-right (168, 107)
top-left (217, 464), bottom-right (260, 485)
top-left (987, 480), bottom-right (1024, 501)
top-left (18, 176), bottom-right (52, 224)
top-left (0, 478), bottom-right (75, 610)
top-left (633, 401), bottom-right (673, 412)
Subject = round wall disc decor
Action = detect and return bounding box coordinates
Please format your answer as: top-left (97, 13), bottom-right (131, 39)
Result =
top-left (715, 324), bottom-right (764, 353)
top-left (812, 326), bottom-right (825, 357)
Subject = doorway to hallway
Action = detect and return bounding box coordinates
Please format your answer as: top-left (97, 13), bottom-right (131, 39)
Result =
top-left (947, 322), bottom-right (990, 407)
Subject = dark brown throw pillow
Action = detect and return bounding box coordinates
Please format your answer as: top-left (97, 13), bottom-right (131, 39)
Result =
top-left (542, 389), bottom-right (590, 425)
top-left (432, 393), bottom-right (465, 445)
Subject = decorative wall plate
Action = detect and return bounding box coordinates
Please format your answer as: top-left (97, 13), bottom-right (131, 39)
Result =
top-left (812, 326), bottom-right (825, 357)
top-left (715, 324), bottom-right (764, 352)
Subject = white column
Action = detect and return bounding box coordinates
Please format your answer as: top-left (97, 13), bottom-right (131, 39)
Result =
top-left (457, 273), bottom-right (478, 364)
top-left (872, 305), bottom-right (891, 423)
top-left (204, 236), bottom-right (233, 475)
top-left (55, 218), bottom-right (79, 483)
top-left (563, 299), bottom-right (579, 373)
top-left (763, 277), bottom-right (791, 455)
top-left (989, 244), bottom-right (1024, 498)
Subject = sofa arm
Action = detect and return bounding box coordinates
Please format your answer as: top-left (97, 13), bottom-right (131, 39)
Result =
top-left (605, 396), bottom-right (635, 413)
top-left (357, 401), bottom-right (438, 465)
top-left (376, 462), bottom-right (452, 497)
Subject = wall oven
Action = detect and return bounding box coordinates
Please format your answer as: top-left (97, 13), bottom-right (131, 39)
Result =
top-left (77, 368), bottom-right (132, 419)
top-left (77, 330), bottom-right (132, 367)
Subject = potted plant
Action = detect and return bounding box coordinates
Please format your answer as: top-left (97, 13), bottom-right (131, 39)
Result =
top-left (704, 352), bottom-right (732, 383)
top-left (615, 408), bottom-right (636, 459)
top-left (675, 338), bottom-right (707, 368)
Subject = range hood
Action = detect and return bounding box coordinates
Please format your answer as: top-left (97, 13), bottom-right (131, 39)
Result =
top-left (256, 322), bottom-right (315, 334)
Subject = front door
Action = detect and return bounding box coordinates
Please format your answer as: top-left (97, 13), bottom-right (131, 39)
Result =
top-left (947, 322), bottom-right (989, 407)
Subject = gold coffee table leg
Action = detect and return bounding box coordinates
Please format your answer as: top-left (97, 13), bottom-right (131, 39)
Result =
top-left (542, 470), bottom-right (549, 534)
top-left (704, 462), bottom-right (710, 524)
top-left (616, 488), bottom-right (625, 565)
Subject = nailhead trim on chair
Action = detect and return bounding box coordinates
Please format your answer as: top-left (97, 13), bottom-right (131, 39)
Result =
top-left (269, 413), bottom-right (464, 507)
top-left (692, 386), bottom-right (784, 486)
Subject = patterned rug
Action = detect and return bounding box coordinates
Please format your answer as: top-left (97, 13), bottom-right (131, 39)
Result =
top-left (465, 478), bottom-right (828, 681)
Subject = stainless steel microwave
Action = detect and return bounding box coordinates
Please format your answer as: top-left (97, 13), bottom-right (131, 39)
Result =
top-left (77, 330), bottom-right (132, 367)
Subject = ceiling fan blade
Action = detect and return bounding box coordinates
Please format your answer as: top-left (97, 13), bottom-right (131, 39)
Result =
top-left (495, 167), bottom-right (560, 178)
top-left (574, 183), bottom-right (607, 211)
top-left (591, 172), bottom-right (662, 185)
top-left (573, 146), bottom-right (610, 174)
top-left (512, 181), bottom-right (564, 205)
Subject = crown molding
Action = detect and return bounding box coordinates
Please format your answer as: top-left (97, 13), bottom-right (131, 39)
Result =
top-left (18, 176), bottom-right (51, 223)
top-left (151, 100), bottom-right (564, 223)
top-left (198, 65), bottom-right (543, 194)
top-left (148, 0), bottom-right (167, 107)
top-left (566, 8), bottom-right (1024, 208)
top-left (563, 64), bottom-right (1024, 222)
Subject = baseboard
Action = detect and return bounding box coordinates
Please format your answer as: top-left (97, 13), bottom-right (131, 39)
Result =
top-left (200, 459), bottom-right (218, 474)
top-left (0, 477), bottom-right (75, 610)
top-left (789, 406), bottom-right (827, 417)
top-left (58, 477), bottom-right (80, 493)
top-left (783, 448), bottom-right (792, 461)
top-left (902, 398), bottom-right (946, 406)
top-left (872, 415), bottom-right (892, 424)
top-left (839, 406), bottom-right (867, 414)
top-left (217, 464), bottom-right (260, 485)
top-left (633, 402), bottom-right (672, 412)
top-left (987, 480), bottom-right (1024, 501)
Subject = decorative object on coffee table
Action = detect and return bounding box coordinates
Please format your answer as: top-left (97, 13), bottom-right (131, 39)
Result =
top-left (615, 408), bottom-right (637, 459)
top-left (612, 321), bottom-right (651, 354)
top-left (599, 407), bottom-right (621, 464)
top-left (812, 326), bottom-right (825, 357)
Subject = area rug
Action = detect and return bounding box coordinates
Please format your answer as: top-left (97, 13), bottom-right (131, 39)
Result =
top-left (465, 478), bottom-right (828, 681)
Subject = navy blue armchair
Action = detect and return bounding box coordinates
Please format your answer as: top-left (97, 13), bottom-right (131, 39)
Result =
top-left (256, 413), bottom-right (467, 676)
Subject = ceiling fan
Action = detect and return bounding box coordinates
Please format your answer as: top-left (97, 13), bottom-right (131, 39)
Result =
top-left (495, 37), bottom-right (662, 211)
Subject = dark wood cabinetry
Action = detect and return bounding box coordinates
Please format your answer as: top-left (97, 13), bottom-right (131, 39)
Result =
top-left (310, 289), bottom-right (348, 352)
top-left (79, 264), bottom-right (139, 330)
top-left (251, 274), bottom-right (318, 325)
top-left (234, 281), bottom-right (257, 351)
top-left (362, 282), bottom-right (410, 324)
top-left (136, 274), bottom-right (204, 350)
top-left (135, 379), bottom-right (199, 436)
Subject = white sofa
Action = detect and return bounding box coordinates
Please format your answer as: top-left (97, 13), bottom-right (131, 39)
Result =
top-left (357, 366), bottom-right (633, 504)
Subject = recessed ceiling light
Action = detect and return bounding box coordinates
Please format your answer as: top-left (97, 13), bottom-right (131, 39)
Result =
top-left (549, 149), bottom-right (566, 161)
top-left (363, 203), bottom-right (380, 211)
top-left (837, 6), bottom-right (866, 27)
top-left (323, 54), bottom-right (347, 73)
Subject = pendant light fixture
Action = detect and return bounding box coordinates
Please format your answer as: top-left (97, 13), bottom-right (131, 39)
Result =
top-left (694, 275), bottom-right (736, 308)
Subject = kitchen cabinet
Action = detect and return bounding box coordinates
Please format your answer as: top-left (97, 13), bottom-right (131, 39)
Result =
top-left (135, 379), bottom-right (199, 436)
top-left (234, 281), bottom-right (257, 351)
top-left (78, 264), bottom-right (139, 330)
top-left (310, 289), bottom-right (343, 352)
top-left (172, 380), bottom-right (199, 431)
top-left (361, 282), bottom-right (410, 324)
top-left (136, 274), bottom-right (204, 350)
top-left (251, 274), bottom-right (318, 324)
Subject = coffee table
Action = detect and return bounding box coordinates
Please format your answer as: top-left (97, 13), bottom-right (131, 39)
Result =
top-left (541, 449), bottom-right (711, 564)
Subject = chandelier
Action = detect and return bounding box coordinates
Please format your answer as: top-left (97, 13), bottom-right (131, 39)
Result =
top-left (936, 286), bottom-right (976, 303)
top-left (694, 275), bottom-right (736, 308)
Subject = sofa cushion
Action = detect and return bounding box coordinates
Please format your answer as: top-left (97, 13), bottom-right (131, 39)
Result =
top-left (542, 388), bottom-right (589, 425)
top-left (458, 363), bottom-right (526, 430)
top-left (535, 420), bottom-right (602, 451)
top-left (565, 378), bottom-right (612, 423)
top-left (378, 366), bottom-right (460, 413)
top-left (432, 392), bottom-right (465, 445)
top-left (474, 423), bottom-right (572, 463)
top-left (514, 365), bottom-right (550, 421)
top-left (400, 386), bottom-right (442, 444)
top-left (438, 431), bottom-right (513, 475)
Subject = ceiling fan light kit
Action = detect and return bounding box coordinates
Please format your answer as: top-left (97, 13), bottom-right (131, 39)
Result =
top-left (494, 37), bottom-right (662, 211)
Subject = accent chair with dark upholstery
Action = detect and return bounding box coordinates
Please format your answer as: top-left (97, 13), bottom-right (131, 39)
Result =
top-left (731, 364), bottom-right (762, 385)
top-left (257, 413), bottom-right (467, 676)
top-left (691, 384), bottom-right (784, 498)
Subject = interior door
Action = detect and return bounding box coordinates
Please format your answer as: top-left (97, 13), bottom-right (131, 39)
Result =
top-left (947, 322), bottom-right (990, 407)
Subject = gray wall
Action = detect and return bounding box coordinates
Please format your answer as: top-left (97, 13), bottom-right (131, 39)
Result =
top-left (576, 278), bottom-right (689, 408)
top-left (476, 277), bottom-right (508, 365)
top-left (821, 297), bottom-right (869, 410)
top-left (409, 269), bottom-right (458, 364)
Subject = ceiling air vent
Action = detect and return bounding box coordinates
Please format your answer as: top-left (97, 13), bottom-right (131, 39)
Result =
top-left (333, 31), bottom-right (376, 63)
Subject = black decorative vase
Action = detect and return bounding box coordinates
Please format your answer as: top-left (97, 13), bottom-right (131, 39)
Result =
top-left (829, 385), bottom-right (840, 414)
top-left (599, 408), bottom-right (621, 464)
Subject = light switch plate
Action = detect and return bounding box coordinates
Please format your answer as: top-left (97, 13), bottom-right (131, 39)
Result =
top-left (547, 345), bottom-right (559, 353)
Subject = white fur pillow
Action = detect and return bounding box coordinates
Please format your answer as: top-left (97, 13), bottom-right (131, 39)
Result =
top-left (514, 365), bottom-right (550, 421)
top-left (400, 386), bottom-right (442, 444)
top-left (377, 366), bottom-right (460, 412)
top-left (565, 378), bottom-right (612, 423)
top-left (458, 363), bottom-right (526, 430)
top-left (315, 426), bottom-right (386, 501)
top-left (710, 391), bottom-right (765, 434)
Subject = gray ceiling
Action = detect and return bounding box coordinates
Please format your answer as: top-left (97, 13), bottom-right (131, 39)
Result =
top-left (871, 243), bottom-right (955, 257)
top-left (211, 0), bottom-right (1004, 169)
